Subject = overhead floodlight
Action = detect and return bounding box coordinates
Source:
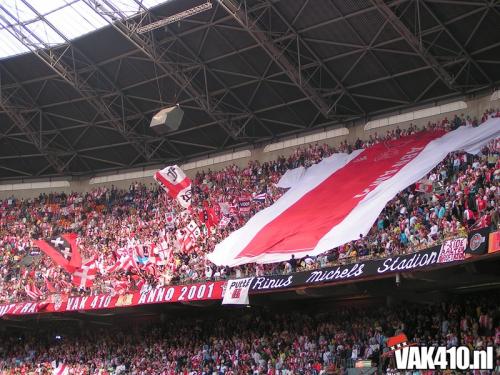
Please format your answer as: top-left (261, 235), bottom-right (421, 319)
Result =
top-left (137, 1), bottom-right (212, 34)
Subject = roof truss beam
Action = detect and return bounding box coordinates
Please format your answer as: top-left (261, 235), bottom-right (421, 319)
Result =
top-left (216, 0), bottom-right (337, 119)
top-left (0, 65), bottom-right (94, 174)
top-left (0, 1), bottom-right (152, 163)
top-left (418, 0), bottom-right (493, 86)
top-left (369, 0), bottom-right (460, 91)
top-left (0, 99), bottom-right (65, 174)
top-left (84, 0), bottom-right (252, 142)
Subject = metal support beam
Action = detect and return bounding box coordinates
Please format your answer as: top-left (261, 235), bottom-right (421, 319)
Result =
top-left (0, 1), bottom-right (151, 163)
top-left (369, 0), bottom-right (458, 91)
top-left (261, 0), bottom-right (367, 115)
top-left (0, 65), bottom-right (95, 174)
top-left (216, 0), bottom-right (336, 118)
top-left (419, 0), bottom-right (493, 85)
top-left (84, 0), bottom-right (251, 141)
top-left (0, 96), bottom-right (65, 174)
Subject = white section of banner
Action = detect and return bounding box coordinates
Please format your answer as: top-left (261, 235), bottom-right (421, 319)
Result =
top-left (222, 277), bottom-right (254, 305)
top-left (314, 119), bottom-right (500, 257)
top-left (276, 166), bottom-right (305, 189)
top-left (208, 151), bottom-right (363, 266)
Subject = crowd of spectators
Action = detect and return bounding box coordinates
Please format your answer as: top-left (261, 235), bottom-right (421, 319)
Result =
top-left (0, 110), bottom-right (499, 303)
top-left (0, 294), bottom-right (498, 374)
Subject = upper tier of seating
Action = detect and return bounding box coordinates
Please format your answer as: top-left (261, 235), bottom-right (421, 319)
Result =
top-left (0, 110), bottom-right (499, 304)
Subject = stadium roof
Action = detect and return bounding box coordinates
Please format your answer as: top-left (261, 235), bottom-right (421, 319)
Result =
top-left (0, 0), bottom-right (167, 59)
top-left (0, 0), bottom-right (499, 179)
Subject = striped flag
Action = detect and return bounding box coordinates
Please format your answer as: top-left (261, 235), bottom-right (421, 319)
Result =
top-left (253, 191), bottom-right (267, 202)
top-left (24, 283), bottom-right (43, 300)
top-left (219, 215), bottom-right (231, 228)
top-left (53, 363), bottom-right (69, 375)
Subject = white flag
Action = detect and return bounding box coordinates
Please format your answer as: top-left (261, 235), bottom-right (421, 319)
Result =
top-left (154, 165), bottom-right (192, 208)
top-left (222, 277), bottom-right (254, 305)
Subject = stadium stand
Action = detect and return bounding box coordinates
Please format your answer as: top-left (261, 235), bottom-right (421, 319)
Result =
top-left (0, 110), bottom-right (499, 304)
top-left (0, 292), bottom-right (498, 374)
top-left (1, 0), bottom-right (500, 373)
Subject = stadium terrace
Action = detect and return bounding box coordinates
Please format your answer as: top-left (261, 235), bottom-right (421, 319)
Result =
top-left (0, 0), bottom-right (499, 373)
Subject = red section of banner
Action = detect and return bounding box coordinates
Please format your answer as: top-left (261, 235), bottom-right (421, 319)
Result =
top-left (0, 281), bottom-right (225, 317)
top-left (236, 131), bottom-right (444, 257)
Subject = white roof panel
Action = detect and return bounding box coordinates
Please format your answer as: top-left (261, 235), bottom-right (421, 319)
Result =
top-left (0, 0), bottom-right (168, 59)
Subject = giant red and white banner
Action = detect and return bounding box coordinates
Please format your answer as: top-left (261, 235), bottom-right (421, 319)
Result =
top-left (0, 281), bottom-right (225, 317)
top-left (208, 119), bottom-right (500, 266)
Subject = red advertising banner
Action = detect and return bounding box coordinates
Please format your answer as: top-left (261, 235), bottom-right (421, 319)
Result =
top-left (0, 281), bottom-right (225, 317)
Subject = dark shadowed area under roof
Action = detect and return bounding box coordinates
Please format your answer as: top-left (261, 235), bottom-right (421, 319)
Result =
top-left (0, 0), bottom-right (499, 179)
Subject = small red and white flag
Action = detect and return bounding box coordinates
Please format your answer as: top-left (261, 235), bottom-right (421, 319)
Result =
top-left (81, 256), bottom-right (98, 270)
top-left (71, 267), bottom-right (97, 289)
top-left (165, 212), bottom-right (175, 229)
top-left (53, 363), bottom-right (69, 375)
top-left (106, 255), bottom-right (137, 274)
top-left (152, 238), bottom-right (171, 266)
top-left (112, 280), bottom-right (129, 295)
top-left (154, 165), bottom-right (192, 208)
top-left (186, 220), bottom-right (201, 238)
top-left (415, 179), bottom-right (433, 193)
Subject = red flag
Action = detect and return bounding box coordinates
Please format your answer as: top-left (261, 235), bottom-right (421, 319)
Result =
top-left (34, 233), bottom-right (81, 273)
top-left (210, 122), bottom-right (499, 266)
top-left (208, 207), bottom-right (220, 226)
top-left (71, 267), bottom-right (97, 289)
